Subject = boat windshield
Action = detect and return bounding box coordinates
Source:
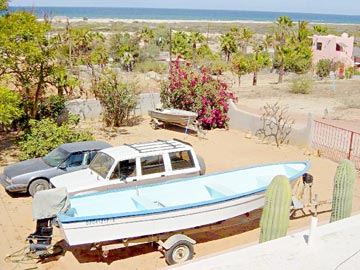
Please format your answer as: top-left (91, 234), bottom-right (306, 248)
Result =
top-left (43, 147), bottom-right (70, 167)
top-left (89, 152), bottom-right (114, 179)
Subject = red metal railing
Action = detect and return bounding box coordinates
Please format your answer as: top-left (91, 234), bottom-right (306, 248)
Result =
top-left (312, 120), bottom-right (360, 170)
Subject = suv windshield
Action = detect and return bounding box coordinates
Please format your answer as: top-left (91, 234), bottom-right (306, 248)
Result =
top-left (43, 147), bottom-right (70, 167)
top-left (89, 152), bottom-right (115, 179)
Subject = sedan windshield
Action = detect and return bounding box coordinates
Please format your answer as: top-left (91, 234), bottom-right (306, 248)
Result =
top-left (89, 152), bottom-right (114, 179)
top-left (43, 147), bottom-right (70, 167)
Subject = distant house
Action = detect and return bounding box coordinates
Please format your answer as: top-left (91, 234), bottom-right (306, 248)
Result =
top-left (311, 33), bottom-right (355, 74)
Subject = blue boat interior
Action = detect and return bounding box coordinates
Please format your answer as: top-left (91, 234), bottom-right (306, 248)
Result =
top-left (61, 162), bottom-right (309, 220)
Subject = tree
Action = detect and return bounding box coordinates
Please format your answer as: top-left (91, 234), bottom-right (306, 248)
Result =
top-left (110, 32), bottom-right (139, 71)
top-left (231, 52), bottom-right (250, 86)
top-left (0, 0), bottom-right (7, 11)
top-left (220, 32), bottom-right (237, 62)
top-left (0, 86), bottom-right (23, 127)
top-left (188, 31), bottom-right (204, 65)
top-left (138, 27), bottom-right (154, 46)
top-left (313, 25), bottom-right (328, 35)
top-left (297, 21), bottom-right (311, 42)
top-left (274, 16), bottom-right (294, 83)
top-left (248, 43), bottom-right (271, 86)
top-left (0, 12), bottom-right (57, 120)
top-left (238, 27), bottom-right (253, 53)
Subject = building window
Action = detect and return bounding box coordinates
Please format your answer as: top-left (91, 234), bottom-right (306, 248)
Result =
top-left (316, 42), bottom-right (322, 50)
top-left (336, 43), bottom-right (343, 52)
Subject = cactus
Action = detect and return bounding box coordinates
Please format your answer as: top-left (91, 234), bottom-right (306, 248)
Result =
top-left (259, 175), bottom-right (292, 243)
top-left (330, 160), bottom-right (356, 223)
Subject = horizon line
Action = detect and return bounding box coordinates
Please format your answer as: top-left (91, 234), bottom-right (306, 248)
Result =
top-left (8, 5), bottom-right (360, 17)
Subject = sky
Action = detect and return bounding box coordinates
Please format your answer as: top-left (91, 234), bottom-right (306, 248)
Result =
top-left (9, 0), bottom-right (360, 15)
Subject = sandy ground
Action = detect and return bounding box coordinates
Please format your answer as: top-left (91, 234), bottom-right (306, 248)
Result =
top-left (1, 117), bottom-right (360, 270)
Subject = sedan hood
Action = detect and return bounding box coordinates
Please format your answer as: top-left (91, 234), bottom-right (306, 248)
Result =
top-left (50, 169), bottom-right (104, 194)
top-left (4, 158), bottom-right (52, 178)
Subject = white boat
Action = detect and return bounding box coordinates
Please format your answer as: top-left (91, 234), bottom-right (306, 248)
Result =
top-left (56, 161), bottom-right (310, 246)
top-left (148, 108), bottom-right (198, 131)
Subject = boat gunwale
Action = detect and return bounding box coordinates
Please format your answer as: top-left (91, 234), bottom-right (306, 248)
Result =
top-left (58, 161), bottom-right (310, 224)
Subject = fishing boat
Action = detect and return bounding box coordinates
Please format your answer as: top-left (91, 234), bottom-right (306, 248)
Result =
top-left (56, 161), bottom-right (310, 246)
top-left (148, 108), bottom-right (198, 132)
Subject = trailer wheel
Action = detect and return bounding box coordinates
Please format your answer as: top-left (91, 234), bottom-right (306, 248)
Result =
top-left (150, 119), bottom-right (159, 129)
top-left (165, 240), bottom-right (194, 265)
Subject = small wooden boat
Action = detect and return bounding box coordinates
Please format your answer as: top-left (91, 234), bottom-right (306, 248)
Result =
top-left (57, 161), bottom-right (310, 246)
top-left (148, 108), bottom-right (198, 132)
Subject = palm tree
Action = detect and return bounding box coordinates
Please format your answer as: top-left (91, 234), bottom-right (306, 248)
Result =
top-left (238, 27), bottom-right (253, 53)
top-left (188, 31), bottom-right (204, 66)
top-left (274, 16), bottom-right (294, 83)
top-left (313, 25), bottom-right (328, 35)
top-left (139, 27), bottom-right (154, 46)
top-left (297, 21), bottom-right (311, 42)
top-left (220, 32), bottom-right (237, 62)
top-left (249, 42), bottom-right (271, 86)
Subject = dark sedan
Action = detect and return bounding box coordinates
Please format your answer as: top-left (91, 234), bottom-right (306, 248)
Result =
top-left (0, 141), bottom-right (111, 196)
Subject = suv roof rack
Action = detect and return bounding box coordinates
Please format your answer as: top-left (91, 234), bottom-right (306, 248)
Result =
top-left (125, 139), bottom-right (187, 154)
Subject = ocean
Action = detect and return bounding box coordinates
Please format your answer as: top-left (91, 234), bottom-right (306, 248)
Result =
top-left (8, 6), bottom-right (360, 24)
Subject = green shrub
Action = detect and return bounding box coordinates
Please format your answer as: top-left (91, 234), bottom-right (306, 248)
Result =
top-left (134, 59), bottom-right (166, 73)
top-left (0, 86), bottom-right (23, 127)
top-left (345, 67), bottom-right (355, 79)
top-left (19, 117), bottom-right (94, 160)
top-left (92, 69), bottom-right (138, 127)
top-left (38, 95), bottom-right (67, 121)
top-left (316, 59), bottom-right (331, 78)
top-left (290, 75), bottom-right (313, 94)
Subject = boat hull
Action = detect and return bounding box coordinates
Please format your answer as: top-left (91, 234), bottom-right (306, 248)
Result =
top-left (148, 109), bottom-right (197, 127)
top-left (60, 192), bottom-right (264, 246)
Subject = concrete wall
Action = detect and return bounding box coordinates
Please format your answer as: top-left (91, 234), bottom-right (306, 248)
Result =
top-left (228, 101), bottom-right (313, 147)
top-left (65, 93), bottom-right (161, 120)
top-left (66, 96), bottom-right (313, 147)
top-left (65, 99), bottom-right (103, 120)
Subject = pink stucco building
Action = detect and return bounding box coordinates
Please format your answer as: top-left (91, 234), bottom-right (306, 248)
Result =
top-left (311, 33), bottom-right (354, 71)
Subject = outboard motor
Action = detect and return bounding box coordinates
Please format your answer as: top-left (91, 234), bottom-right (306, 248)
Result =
top-left (27, 218), bottom-right (53, 251)
top-left (27, 187), bottom-right (70, 255)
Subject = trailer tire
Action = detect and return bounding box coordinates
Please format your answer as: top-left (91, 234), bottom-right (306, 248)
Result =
top-left (165, 240), bottom-right (194, 265)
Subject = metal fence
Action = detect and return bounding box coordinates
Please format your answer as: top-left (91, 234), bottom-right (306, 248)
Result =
top-left (312, 120), bottom-right (360, 170)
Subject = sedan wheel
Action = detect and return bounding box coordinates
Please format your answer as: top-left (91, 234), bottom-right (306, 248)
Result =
top-left (29, 179), bottom-right (50, 197)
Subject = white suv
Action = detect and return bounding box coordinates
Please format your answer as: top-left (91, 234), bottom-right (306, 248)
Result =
top-left (50, 139), bottom-right (205, 195)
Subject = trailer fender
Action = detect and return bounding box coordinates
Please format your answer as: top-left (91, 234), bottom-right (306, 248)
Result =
top-left (160, 234), bottom-right (196, 250)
